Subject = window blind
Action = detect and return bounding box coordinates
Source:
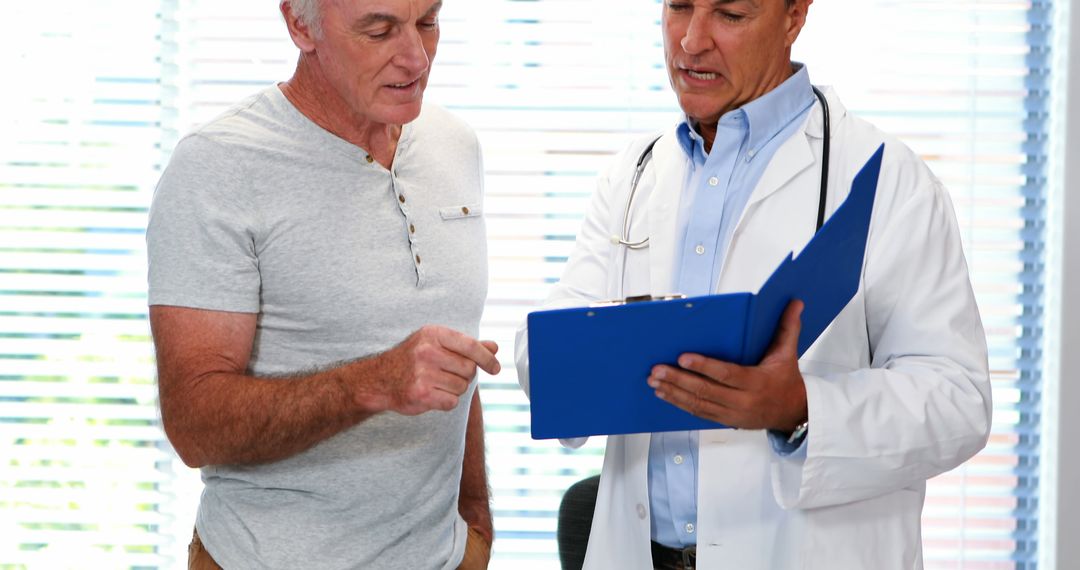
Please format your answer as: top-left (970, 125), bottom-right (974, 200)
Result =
top-left (0, 1), bottom-right (171, 568)
top-left (0, 1), bottom-right (1057, 568)
top-left (797, 2), bottom-right (1052, 568)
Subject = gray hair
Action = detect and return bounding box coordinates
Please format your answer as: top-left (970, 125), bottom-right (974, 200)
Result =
top-left (285, 0), bottom-right (322, 37)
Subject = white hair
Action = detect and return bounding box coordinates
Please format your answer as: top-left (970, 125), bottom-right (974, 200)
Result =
top-left (285, 0), bottom-right (322, 37)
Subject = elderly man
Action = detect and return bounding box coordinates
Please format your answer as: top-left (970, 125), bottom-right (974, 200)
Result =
top-left (515, 1), bottom-right (991, 568)
top-left (147, 0), bottom-right (497, 568)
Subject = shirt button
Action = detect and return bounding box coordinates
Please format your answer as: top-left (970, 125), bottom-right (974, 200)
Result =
top-left (673, 454), bottom-right (684, 465)
top-left (708, 176), bottom-right (719, 187)
top-left (415, 254), bottom-right (421, 264)
top-left (461, 206), bottom-right (470, 215)
top-left (636, 504), bottom-right (647, 520)
top-left (398, 194), bottom-right (406, 204)
top-left (365, 154), bottom-right (374, 164)
top-left (695, 245), bottom-right (705, 255)
top-left (409, 224), bottom-right (416, 234)
top-left (685, 523), bottom-right (695, 534)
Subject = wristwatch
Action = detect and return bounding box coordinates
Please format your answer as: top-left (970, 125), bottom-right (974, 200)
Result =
top-left (786, 420), bottom-right (809, 445)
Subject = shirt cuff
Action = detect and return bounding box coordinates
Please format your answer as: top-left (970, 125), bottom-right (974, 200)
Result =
top-left (767, 429), bottom-right (808, 458)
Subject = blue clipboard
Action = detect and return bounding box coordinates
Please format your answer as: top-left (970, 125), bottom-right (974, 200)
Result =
top-left (527, 144), bottom-right (884, 440)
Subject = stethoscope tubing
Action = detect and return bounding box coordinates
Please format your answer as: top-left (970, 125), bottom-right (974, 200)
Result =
top-left (614, 86), bottom-right (832, 250)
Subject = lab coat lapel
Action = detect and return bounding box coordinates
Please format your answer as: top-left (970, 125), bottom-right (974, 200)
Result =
top-left (743, 125), bottom-right (816, 213)
top-left (645, 133), bottom-right (687, 296)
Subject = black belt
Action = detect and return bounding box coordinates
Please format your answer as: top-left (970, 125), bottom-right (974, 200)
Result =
top-left (651, 540), bottom-right (697, 570)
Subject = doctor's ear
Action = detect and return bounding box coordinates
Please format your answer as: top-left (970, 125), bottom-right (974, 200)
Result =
top-left (784, 0), bottom-right (812, 48)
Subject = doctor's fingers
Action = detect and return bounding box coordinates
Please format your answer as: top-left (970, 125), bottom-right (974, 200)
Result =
top-left (649, 371), bottom-right (744, 425)
top-left (763, 301), bottom-right (804, 363)
top-left (664, 354), bottom-right (749, 390)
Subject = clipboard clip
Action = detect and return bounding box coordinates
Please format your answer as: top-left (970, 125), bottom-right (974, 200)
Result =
top-left (589, 294), bottom-right (687, 308)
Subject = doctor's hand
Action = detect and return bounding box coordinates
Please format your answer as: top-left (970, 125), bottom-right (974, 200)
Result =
top-left (647, 301), bottom-right (808, 432)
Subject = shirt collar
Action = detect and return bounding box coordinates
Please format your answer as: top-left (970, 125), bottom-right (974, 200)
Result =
top-left (675, 63), bottom-right (815, 159)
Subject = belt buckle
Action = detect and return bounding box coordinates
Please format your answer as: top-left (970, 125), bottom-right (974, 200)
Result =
top-left (680, 545), bottom-right (697, 570)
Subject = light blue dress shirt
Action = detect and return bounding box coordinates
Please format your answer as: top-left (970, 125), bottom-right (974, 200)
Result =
top-left (648, 64), bottom-right (816, 548)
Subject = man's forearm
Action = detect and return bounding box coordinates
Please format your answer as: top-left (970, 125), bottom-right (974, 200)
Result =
top-left (160, 357), bottom-right (382, 468)
top-left (152, 304), bottom-right (499, 469)
top-left (458, 389), bottom-right (493, 544)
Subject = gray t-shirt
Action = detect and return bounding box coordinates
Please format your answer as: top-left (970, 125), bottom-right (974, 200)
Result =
top-left (147, 86), bottom-right (488, 569)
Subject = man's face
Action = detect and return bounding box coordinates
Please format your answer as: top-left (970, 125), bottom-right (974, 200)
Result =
top-left (663, 0), bottom-right (806, 128)
top-left (312, 0), bottom-right (441, 126)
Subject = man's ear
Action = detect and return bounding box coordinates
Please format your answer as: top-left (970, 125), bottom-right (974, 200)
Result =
top-left (785, 0), bottom-right (812, 48)
top-left (281, 1), bottom-right (317, 53)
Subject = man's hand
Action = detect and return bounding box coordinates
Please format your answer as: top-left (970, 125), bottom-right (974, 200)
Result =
top-left (456, 526), bottom-right (492, 570)
top-left (647, 301), bottom-right (808, 432)
top-left (457, 390), bottom-right (492, 570)
top-left (359, 325), bottom-right (501, 416)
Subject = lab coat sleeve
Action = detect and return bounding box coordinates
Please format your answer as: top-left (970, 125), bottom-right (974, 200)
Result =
top-left (514, 145), bottom-right (639, 449)
top-left (514, 144), bottom-right (639, 449)
top-left (772, 165), bottom-right (992, 510)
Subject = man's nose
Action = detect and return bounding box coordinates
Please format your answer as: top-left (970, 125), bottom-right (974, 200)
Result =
top-left (394, 28), bottom-right (431, 74)
top-left (680, 12), bottom-right (713, 55)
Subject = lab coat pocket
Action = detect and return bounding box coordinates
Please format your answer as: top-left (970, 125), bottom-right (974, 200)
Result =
top-left (798, 485), bottom-right (924, 570)
top-left (439, 204), bottom-right (483, 220)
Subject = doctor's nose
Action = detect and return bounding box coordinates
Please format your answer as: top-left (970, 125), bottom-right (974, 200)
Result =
top-left (681, 12), bottom-right (714, 55)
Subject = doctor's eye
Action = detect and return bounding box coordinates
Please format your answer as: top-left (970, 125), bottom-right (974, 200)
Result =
top-left (666, 1), bottom-right (692, 12)
top-left (418, 17), bottom-right (439, 31)
top-left (718, 10), bottom-right (747, 23)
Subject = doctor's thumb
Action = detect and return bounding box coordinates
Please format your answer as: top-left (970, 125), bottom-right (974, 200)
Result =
top-left (770, 300), bottom-right (805, 356)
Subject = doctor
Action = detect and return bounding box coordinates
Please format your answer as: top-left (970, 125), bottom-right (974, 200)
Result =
top-left (515, 0), bottom-right (991, 569)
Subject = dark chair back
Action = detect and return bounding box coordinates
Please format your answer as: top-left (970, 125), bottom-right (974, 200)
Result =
top-left (557, 475), bottom-right (601, 570)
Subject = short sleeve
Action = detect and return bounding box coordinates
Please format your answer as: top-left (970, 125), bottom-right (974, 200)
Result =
top-left (146, 134), bottom-right (261, 313)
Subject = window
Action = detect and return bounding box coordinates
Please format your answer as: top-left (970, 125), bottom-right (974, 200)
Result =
top-left (798, 3), bottom-right (1053, 567)
top-left (0, 1), bottom-right (1061, 568)
top-left (0, 2), bottom-right (171, 568)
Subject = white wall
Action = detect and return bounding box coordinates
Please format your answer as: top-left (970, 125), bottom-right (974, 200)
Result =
top-left (1048, 0), bottom-right (1080, 567)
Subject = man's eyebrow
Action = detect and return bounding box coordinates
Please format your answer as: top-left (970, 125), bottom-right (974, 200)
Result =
top-left (352, 1), bottom-right (442, 31)
top-left (352, 12), bottom-right (399, 30)
top-left (711, 0), bottom-right (756, 6)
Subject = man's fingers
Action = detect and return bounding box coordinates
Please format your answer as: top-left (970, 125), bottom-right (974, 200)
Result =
top-left (425, 388), bottom-right (462, 412)
top-left (438, 329), bottom-right (501, 376)
top-left (436, 354), bottom-right (481, 384)
top-left (430, 373), bottom-right (471, 397)
top-left (480, 340), bottom-right (499, 356)
top-left (396, 377), bottom-right (462, 415)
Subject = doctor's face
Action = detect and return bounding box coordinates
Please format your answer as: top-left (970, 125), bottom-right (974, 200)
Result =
top-left (663, 0), bottom-right (809, 129)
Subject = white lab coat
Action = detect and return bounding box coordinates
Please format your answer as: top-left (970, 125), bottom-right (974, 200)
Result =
top-left (514, 87), bottom-right (991, 569)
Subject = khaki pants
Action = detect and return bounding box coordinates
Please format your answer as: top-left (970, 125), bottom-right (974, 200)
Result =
top-left (189, 527), bottom-right (491, 569)
top-left (187, 529), bottom-right (221, 570)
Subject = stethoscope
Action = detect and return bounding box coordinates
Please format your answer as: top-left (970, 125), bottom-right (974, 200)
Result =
top-left (612, 86), bottom-right (832, 251)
